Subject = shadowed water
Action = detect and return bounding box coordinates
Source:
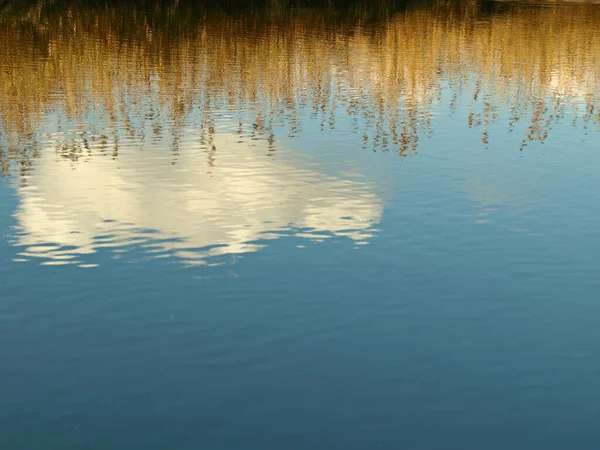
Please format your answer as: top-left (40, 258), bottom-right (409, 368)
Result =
top-left (1, 0), bottom-right (600, 448)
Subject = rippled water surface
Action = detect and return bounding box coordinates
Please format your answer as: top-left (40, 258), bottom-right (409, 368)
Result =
top-left (2, 0), bottom-right (600, 448)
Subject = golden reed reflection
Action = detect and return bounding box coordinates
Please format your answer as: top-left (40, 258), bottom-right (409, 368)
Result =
top-left (1, 0), bottom-right (599, 177)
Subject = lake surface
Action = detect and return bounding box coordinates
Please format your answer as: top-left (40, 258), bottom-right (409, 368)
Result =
top-left (1, 0), bottom-right (600, 448)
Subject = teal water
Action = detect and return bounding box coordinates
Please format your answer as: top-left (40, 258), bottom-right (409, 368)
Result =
top-left (2, 1), bottom-right (600, 448)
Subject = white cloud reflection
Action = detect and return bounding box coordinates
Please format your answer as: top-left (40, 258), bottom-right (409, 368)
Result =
top-left (11, 131), bottom-right (383, 266)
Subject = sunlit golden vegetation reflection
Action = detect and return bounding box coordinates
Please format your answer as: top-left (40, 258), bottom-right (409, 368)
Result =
top-left (1, 0), bottom-right (599, 177)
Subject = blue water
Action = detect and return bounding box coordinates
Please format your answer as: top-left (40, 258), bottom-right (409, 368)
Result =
top-left (2, 1), bottom-right (600, 448)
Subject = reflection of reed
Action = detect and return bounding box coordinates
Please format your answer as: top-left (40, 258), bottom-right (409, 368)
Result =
top-left (1, 2), bottom-right (599, 175)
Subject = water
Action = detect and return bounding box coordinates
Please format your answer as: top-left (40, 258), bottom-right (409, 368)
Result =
top-left (1, 0), bottom-right (600, 448)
